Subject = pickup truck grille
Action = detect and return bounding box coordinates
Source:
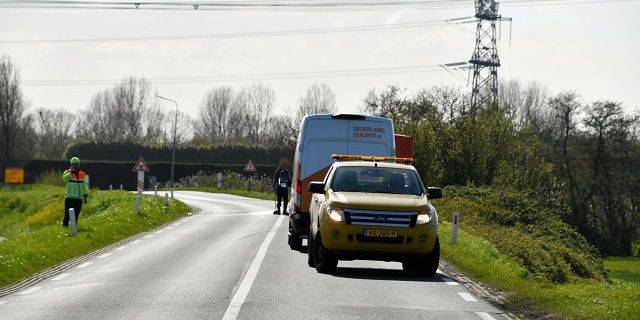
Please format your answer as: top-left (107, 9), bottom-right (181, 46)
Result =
top-left (344, 209), bottom-right (417, 227)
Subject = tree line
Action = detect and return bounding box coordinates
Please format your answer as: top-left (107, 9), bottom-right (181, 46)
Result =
top-left (2, 55), bottom-right (638, 255)
top-left (363, 82), bottom-right (639, 255)
top-left (0, 56), bottom-right (336, 163)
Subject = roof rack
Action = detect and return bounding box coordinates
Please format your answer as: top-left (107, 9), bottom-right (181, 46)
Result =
top-left (331, 154), bottom-right (414, 164)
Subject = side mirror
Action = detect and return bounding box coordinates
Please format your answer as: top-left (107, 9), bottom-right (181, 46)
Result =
top-left (308, 182), bottom-right (326, 194)
top-left (427, 187), bottom-right (443, 199)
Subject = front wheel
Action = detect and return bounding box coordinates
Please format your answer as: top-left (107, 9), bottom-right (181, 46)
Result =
top-left (312, 231), bottom-right (338, 274)
top-left (403, 237), bottom-right (440, 277)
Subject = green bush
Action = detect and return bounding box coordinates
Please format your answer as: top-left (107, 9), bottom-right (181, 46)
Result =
top-left (632, 241), bottom-right (640, 257)
top-left (434, 185), bottom-right (605, 283)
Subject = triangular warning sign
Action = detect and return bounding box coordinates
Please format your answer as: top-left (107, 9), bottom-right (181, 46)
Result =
top-left (243, 160), bottom-right (257, 172)
top-left (132, 156), bottom-right (150, 172)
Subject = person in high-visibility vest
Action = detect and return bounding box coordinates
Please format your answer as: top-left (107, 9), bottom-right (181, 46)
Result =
top-left (62, 157), bottom-right (89, 227)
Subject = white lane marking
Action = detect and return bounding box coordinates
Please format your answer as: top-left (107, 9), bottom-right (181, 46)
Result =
top-left (0, 300), bottom-right (6, 305)
top-left (442, 277), bottom-right (459, 286)
top-left (76, 261), bottom-right (94, 269)
top-left (166, 226), bottom-right (174, 230)
top-left (475, 312), bottom-right (497, 320)
top-left (172, 222), bottom-right (182, 226)
top-left (97, 252), bottom-right (112, 259)
top-left (143, 234), bottom-right (153, 239)
top-left (131, 240), bottom-right (142, 244)
top-left (52, 273), bottom-right (71, 281)
top-left (458, 292), bottom-right (478, 302)
top-left (114, 245), bottom-right (129, 251)
top-left (18, 286), bottom-right (42, 295)
top-left (154, 230), bottom-right (163, 234)
top-left (221, 216), bottom-right (284, 320)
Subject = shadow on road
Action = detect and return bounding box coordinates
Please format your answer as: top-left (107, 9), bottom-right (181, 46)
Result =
top-left (332, 267), bottom-right (444, 282)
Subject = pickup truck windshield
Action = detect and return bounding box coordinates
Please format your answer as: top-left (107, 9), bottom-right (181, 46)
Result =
top-left (331, 166), bottom-right (423, 196)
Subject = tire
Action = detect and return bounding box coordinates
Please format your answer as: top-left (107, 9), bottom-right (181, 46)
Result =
top-left (307, 228), bottom-right (315, 267)
top-left (403, 237), bottom-right (440, 277)
top-left (288, 220), bottom-right (302, 251)
top-left (422, 237), bottom-right (440, 277)
top-left (312, 230), bottom-right (338, 274)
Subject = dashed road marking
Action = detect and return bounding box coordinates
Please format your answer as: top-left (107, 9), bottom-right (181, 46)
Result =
top-left (76, 261), bottom-right (94, 269)
top-left (143, 234), bottom-right (153, 239)
top-left (221, 215), bottom-right (284, 320)
top-left (131, 240), bottom-right (142, 244)
top-left (172, 222), bottom-right (182, 226)
top-left (114, 245), bottom-right (128, 251)
top-left (154, 230), bottom-right (163, 234)
top-left (475, 311), bottom-right (497, 320)
top-left (18, 286), bottom-right (42, 295)
top-left (442, 277), bottom-right (459, 286)
top-left (97, 253), bottom-right (112, 259)
top-left (52, 273), bottom-right (71, 281)
top-left (0, 300), bottom-right (7, 305)
top-left (166, 226), bottom-right (174, 230)
top-left (458, 292), bottom-right (478, 302)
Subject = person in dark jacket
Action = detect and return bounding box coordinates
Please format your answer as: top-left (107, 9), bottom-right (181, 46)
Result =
top-left (272, 158), bottom-right (291, 215)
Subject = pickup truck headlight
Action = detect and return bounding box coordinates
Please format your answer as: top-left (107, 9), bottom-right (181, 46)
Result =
top-left (328, 207), bottom-right (344, 222)
top-left (415, 210), bottom-right (432, 225)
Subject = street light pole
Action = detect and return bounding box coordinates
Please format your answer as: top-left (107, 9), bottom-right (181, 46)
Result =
top-left (156, 95), bottom-right (178, 198)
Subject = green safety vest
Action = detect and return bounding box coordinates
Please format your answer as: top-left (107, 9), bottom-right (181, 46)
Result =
top-left (62, 170), bottom-right (88, 199)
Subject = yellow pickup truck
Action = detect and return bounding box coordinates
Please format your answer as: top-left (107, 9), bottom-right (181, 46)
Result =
top-left (307, 155), bottom-right (443, 276)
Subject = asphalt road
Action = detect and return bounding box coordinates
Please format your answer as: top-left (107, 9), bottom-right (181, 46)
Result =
top-left (0, 191), bottom-right (509, 320)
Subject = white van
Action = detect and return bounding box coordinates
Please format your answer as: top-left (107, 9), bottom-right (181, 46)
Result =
top-left (288, 114), bottom-right (396, 250)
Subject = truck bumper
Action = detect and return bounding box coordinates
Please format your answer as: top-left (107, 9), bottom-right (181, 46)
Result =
top-left (320, 221), bottom-right (438, 257)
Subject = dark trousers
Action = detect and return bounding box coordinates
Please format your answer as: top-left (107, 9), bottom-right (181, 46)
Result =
top-left (63, 198), bottom-right (83, 227)
top-left (276, 187), bottom-right (289, 214)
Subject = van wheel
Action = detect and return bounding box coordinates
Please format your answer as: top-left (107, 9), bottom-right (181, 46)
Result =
top-left (307, 228), bottom-right (315, 267)
top-left (313, 231), bottom-right (338, 274)
top-left (403, 237), bottom-right (440, 277)
top-left (288, 220), bottom-right (302, 251)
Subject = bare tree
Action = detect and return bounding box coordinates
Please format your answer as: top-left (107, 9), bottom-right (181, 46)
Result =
top-left (235, 84), bottom-right (275, 143)
top-left (164, 110), bottom-right (193, 146)
top-left (0, 56), bottom-right (29, 163)
top-left (500, 79), bottom-right (547, 130)
top-left (112, 77), bottom-right (152, 141)
top-left (295, 83), bottom-right (336, 125)
top-left (198, 87), bottom-right (233, 143)
top-left (263, 115), bottom-right (297, 149)
top-left (33, 108), bottom-right (75, 159)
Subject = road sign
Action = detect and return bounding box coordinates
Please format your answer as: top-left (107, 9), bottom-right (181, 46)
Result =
top-left (243, 160), bottom-right (257, 172)
top-left (132, 156), bottom-right (150, 172)
top-left (4, 167), bottom-right (24, 184)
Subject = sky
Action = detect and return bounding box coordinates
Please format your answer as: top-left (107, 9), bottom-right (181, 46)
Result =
top-left (1, 0), bottom-right (639, 118)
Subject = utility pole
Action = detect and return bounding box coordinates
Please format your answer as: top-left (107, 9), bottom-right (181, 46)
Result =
top-left (469, 0), bottom-right (504, 114)
top-left (156, 95), bottom-right (178, 198)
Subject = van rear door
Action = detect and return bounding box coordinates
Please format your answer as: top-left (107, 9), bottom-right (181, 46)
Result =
top-left (347, 118), bottom-right (394, 156)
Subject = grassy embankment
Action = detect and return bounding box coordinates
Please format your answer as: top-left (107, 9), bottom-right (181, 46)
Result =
top-left (0, 184), bottom-right (190, 288)
top-left (434, 186), bottom-right (639, 320)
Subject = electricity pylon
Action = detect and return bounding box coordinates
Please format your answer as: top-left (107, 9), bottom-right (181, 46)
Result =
top-left (469, 0), bottom-right (502, 114)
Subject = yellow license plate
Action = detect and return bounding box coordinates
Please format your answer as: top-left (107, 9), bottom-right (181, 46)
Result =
top-left (365, 229), bottom-right (398, 238)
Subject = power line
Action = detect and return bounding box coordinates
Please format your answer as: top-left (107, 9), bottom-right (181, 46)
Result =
top-left (21, 64), bottom-right (445, 87)
top-left (0, 0), bottom-right (636, 11)
top-left (0, 19), bottom-right (460, 44)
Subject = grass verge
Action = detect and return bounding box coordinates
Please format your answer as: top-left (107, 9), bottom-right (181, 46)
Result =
top-left (0, 185), bottom-right (190, 288)
top-left (439, 225), bottom-right (640, 319)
